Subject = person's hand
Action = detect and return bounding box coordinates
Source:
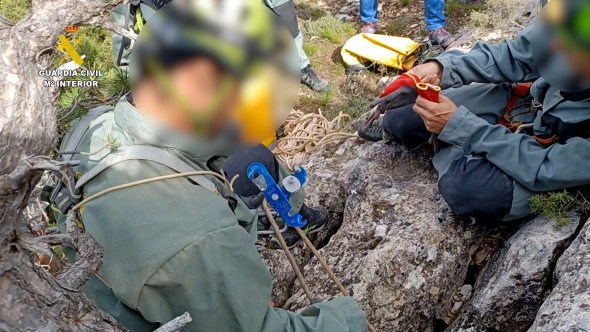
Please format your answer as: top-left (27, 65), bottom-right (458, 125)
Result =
top-left (412, 95), bottom-right (458, 134)
top-left (407, 62), bottom-right (443, 82)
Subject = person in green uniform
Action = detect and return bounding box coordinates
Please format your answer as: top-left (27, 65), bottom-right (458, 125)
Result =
top-left (52, 1), bottom-right (368, 331)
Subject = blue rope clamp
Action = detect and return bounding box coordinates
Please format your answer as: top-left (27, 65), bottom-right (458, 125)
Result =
top-left (247, 162), bottom-right (308, 228)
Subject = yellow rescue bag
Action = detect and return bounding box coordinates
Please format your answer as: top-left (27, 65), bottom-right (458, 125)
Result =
top-left (341, 33), bottom-right (422, 70)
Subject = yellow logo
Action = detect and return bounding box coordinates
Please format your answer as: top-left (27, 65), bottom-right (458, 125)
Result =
top-left (57, 28), bottom-right (85, 66)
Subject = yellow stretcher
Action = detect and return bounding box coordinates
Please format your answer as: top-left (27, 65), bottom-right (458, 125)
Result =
top-left (341, 33), bottom-right (422, 70)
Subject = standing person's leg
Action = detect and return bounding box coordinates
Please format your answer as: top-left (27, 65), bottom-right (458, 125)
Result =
top-left (424, 0), bottom-right (455, 48)
top-left (359, 0), bottom-right (378, 33)
top-left (263, 0), bottom-right (329, 92)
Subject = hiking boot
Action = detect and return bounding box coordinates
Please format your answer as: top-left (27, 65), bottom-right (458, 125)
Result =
top-left (301, 65), bottom-right (330, 93)
top-left (268, 205), bottom-right (328, 249)
top-left (358, 118), bottom-right (384, 142)
top-left (359, 22), bottom-right (377, 34)
top-left (429, 28), bottom-right (455, 49)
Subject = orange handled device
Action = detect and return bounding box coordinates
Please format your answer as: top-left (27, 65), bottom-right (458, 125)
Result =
top-left (402, 73), bottom-right (443, 152)
top-left (416, 82), bottom-right (441, 103)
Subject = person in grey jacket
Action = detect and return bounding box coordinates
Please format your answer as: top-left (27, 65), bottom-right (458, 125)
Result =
top-left (359, 0), bottom-right (590, 222)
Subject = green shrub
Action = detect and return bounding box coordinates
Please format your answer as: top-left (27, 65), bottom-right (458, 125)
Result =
top-left (303, 41), bottom-right (320, 58)
top-left (0, 0), bottom-right (30, 22)
top-left (302, 16), bottom-right (355, 44)
top-left (386, 20), bottom-right (403, 35)
top-left (529, 191), bottom-right (590, 228)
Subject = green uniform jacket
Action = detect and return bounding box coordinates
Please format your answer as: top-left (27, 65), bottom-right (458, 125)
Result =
top-left (64, 97), bottom-right (367, 331)
top-left (434, 25), bottom-right (590, 192)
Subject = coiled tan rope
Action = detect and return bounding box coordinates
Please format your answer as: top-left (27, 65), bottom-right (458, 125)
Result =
top-left (272, 110), bottom-right (358, 172)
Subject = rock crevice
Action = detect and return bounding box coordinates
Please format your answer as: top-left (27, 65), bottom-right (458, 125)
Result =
top-left (263, 139), bottom-right (590, 332)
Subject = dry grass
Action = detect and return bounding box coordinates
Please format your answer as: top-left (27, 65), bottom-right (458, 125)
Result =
top-left (469, 0), bottom-right (529, 31)
top-left (296, 14), bottom-right (381, 125)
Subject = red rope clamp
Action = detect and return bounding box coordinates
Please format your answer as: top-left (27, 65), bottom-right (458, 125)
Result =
top-left (499, 82), bottom-right (533, 129)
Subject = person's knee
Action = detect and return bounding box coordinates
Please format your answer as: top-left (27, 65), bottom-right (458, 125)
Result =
top-left (438, 156), bottom-right (515, 220)
top-left (382, 104), bottom-right (430, 149)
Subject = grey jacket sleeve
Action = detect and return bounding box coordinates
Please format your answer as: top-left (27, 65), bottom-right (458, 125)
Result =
top-left (438, 106), bottom-right (590, 192)
top-left (434, 26), bottom-right (541, 89)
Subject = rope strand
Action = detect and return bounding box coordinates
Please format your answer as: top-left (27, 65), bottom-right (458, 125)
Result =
top-left (273, 110), bottom-right (358, 172)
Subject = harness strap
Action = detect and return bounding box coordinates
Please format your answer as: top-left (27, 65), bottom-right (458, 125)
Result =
top-left (75, 145), bottom-right (218, 194)
top-left (62, 106), bottom-right (114, 160)
top-left (499, 82), bottom-right (533, 128)
top-left (47, 106), bottom-right (114, 213)
top-left (533, 134), bottom-right (557, 145)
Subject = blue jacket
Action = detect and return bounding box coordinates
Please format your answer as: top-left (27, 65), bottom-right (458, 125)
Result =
top-left (435, 25), bottom-right (590, 192)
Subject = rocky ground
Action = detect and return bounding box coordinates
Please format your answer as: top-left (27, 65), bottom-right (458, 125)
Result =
top-left (262, 139), bottom-right (590, 331)
top-left (258, 3), bottom-right (589, 331)
top-left (293, 0), bottom-right (535, 127)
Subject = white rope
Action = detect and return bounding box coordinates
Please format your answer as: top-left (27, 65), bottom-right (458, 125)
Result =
top-left (272, 110), bottom-right (358, 172)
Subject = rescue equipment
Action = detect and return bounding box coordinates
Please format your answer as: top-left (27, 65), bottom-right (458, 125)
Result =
top-left (341, 33), bottom-right (422, 71)
top-left (247, 162), bottom-right (308, 228)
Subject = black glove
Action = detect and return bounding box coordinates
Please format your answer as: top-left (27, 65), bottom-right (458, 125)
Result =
top-left (239, 192), bottom-right (265, 209)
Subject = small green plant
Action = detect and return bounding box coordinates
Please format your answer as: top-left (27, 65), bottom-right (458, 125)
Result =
top-left (318, 90), bottom-right (335, 109)
top-left (80, 133), bottom-right (122, 156)
top-left (386, 20), bottom-right (403, 35)
top-left (104, 133), bottom-right (122, 153)
top-left (0, 0), bottom-right (30, 22)
top-left (400, 0), bottom-right (411, 7)
top-left (302, 16), bottom-right (355, 44)
top-left (303, 41), bottom-right (320, 58)
top-left (310, 8), bottom-right (327, 20)
top-left (333, 62), bottom-right (346, 76)
top-left (529, 191), bottom-right (590, 228)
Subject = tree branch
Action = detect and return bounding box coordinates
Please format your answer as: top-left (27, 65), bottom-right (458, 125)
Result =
top-left (52, 211), bottom-right (104, 291)
top-left (0, 14), bottom-right (14, 29)
top-left (94, 14), bottom-right (138, 40)
top-left (0, 157), bottom-right (78, 195)
top-left (154, 312), bottom-right (193, 332)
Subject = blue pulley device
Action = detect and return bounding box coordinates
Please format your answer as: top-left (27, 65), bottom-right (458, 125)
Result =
top-left (247, 162), bottom-right (308, 228)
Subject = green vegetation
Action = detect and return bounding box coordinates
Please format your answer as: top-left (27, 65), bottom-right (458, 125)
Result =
top-left (386, 20), bottom-right (403, 35)
top-left (0, 0), bottom-right (30, 22)
top-left (529, 191), bottom-right (590, 228)
top-left (469, 0), bottom-right (527, 31)
top-left (309, 7), bottom-right (327, 20)
top-left (445, 0), bottom-right (483, 18)
top-left (333, 62), bottom-right (346, 76)
top-left (55, 27), bottom-right (129, 136)
top-left (303, 41), bottom-right (320, 58)
top-left (293, 2), bottom-right (327, 21)
top-left (400, 0), bottom-right (411, 7)
top-left (302, 16), bottom-right (355, 44)
top-left (296, 13), bottom-right (376, 123)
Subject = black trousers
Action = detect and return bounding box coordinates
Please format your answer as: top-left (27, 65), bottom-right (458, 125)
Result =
top-left (382, 101), bottom-right (515, 221)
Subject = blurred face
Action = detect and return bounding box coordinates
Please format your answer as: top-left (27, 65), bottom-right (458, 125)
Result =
top-left (167, 57), bottom-right (240, 134)
top-left (134, 57), bottom-right (240, 136)
top-left (553, 38), bottom-right (590, 79)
